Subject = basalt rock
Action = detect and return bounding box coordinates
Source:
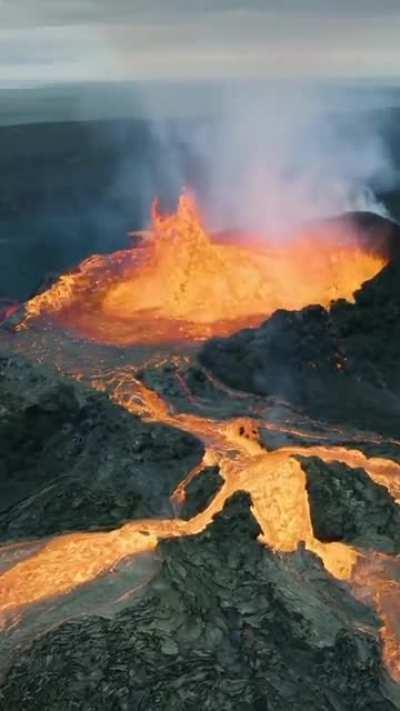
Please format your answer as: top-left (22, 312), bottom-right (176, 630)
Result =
top-left (0, 354), bottom-right (204, 541)
top-left (200, 243), bottom-right (400, 436)
top-left (0, 493), bottom-right (396, 710)
top-left (138, 359), bottom-right (253, 420)
top-left (300, 456), bottom-right (400, 554)
top-left (180, 466), bottom-right (224, 520)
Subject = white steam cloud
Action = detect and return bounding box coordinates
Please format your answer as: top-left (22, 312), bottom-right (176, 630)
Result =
top-left (141, 81), bottom-right (398, 235)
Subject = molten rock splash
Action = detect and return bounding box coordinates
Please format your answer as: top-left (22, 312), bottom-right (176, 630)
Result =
top-left (20, 191), bottom-right (386, 345)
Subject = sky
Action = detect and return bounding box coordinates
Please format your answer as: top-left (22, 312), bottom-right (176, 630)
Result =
top-left (1, 0), bottom-right (400, 85)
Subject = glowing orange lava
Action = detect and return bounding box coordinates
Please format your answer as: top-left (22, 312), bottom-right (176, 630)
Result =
top-left (1, 365), bottom-right (399, 682)
top-left (1, 193), bottom-right (398, 684)
top-left (20, 191), bottom-right (386, 345)
top-left (0, 450), bottom-right (356, 625)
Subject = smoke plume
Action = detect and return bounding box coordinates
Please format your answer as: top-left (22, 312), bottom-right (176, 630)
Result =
top-left (137, 80), bottom-right (398, 235)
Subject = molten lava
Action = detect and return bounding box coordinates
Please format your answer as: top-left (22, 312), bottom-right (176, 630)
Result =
top-left (1, 191), bottom-right (399, 687)
top-left (1, 366), bottom-right (400, 682)
top-left (20, 191), bottom-right (386, 345)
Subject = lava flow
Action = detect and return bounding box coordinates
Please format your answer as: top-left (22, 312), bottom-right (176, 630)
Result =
top-left (0, 191), bottom-right (399, 688)
top-left (1, 365), bottom-right (400, 682)
top-left (19, 191), bottom-right (386, 345)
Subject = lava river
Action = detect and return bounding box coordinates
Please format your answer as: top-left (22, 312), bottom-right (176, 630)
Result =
top-left (0, 193), bottom-right (399, 686)
top-left (0, 360), bottom-right (400, 683)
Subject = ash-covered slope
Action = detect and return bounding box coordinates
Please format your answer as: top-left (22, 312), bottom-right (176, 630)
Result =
top-left (200, 215), bottom-right (400, 436)
top-left (0, 355), bottom-right (203, 541)
top-left (1, 493), bottom-right (396, 711)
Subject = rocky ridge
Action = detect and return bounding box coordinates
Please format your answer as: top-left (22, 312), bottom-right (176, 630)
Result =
top-left (0, 354), bottom-right (204, 541)
top-left (1, 493), bottom-right (396, 711)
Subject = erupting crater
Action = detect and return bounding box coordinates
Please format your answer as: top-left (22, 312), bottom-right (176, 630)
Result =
top-left (19, 191), bottom-right (386, 345)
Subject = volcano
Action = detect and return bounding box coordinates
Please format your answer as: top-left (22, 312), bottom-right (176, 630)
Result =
top-left (1, 195), bottom-right (400, 710)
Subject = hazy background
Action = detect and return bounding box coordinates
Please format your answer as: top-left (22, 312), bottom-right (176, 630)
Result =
top-left (1, 0), bottom-right (400, 86)
top-left (1, 1), bottom-right (400, 300)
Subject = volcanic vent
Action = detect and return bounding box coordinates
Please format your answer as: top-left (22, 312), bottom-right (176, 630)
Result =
top-left (18, 191), bottom-right (387, 345)
top-left (1, 192), bottom-right (400, 709)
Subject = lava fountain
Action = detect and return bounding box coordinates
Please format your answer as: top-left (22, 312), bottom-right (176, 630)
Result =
top-left (18, 190), bottom-right (386, 345)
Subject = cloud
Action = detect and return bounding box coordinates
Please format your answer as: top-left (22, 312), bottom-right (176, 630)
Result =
top-left (0, 1), bottom-right (399, 83)
top-left (1, 0), bottom-right (400, 28)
